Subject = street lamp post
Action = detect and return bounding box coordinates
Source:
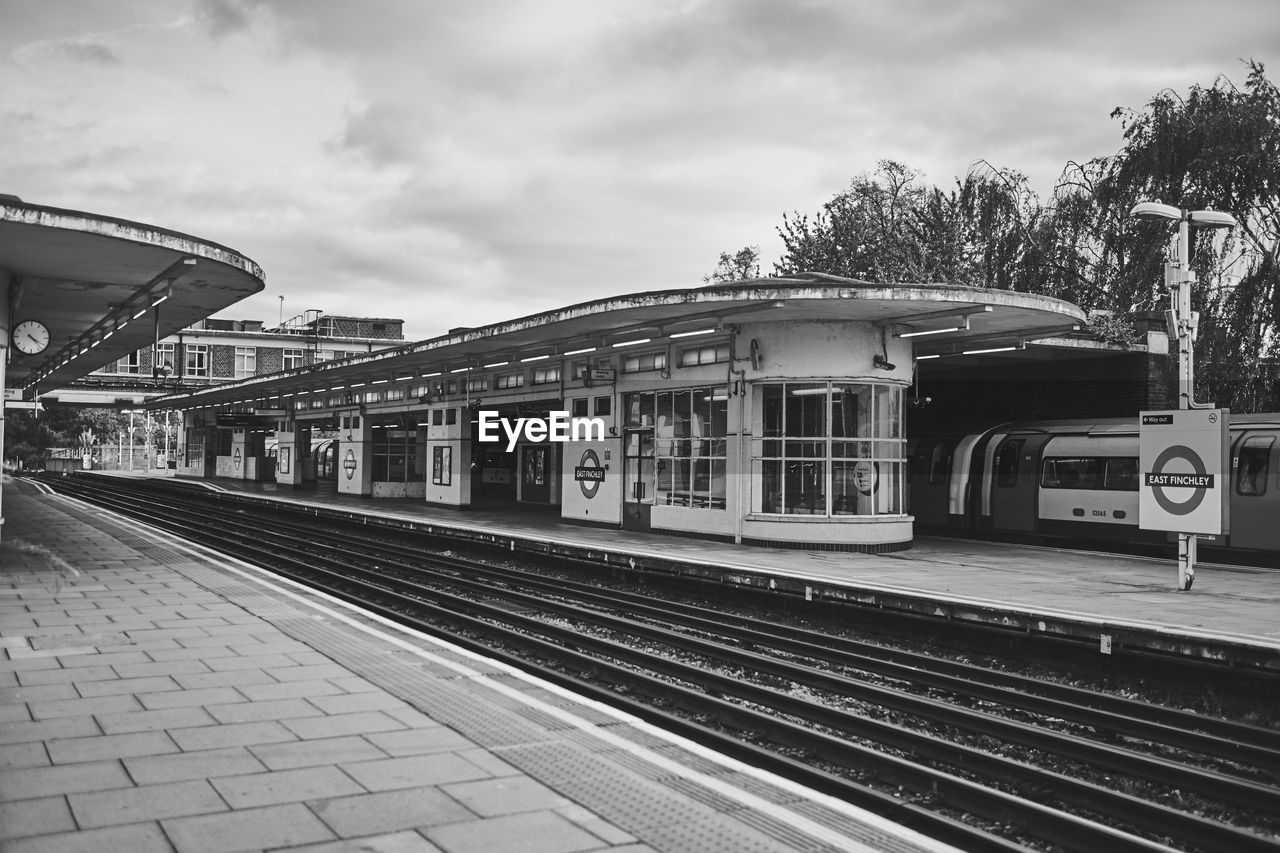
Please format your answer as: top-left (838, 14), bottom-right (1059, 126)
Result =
top-left (1130, 202), bottom-right (1237, 590)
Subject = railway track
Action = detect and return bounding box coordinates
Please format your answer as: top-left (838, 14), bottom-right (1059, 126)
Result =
top-left (37, 474), bottom-right (1280, 853)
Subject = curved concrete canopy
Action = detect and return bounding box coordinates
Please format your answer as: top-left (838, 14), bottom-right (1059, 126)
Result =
top-left (1, 196), bottom-right (265, 399)
top-left (158, 271), bottom-right (1086, 409)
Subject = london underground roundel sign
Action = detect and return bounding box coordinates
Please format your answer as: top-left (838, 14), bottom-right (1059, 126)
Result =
top-left (1138, 409), bottom-right (1228, 535)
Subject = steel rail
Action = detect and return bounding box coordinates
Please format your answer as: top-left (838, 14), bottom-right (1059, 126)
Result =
top-left (43, 477), bottom-right (1280, 852)
top-left (72, 476), bottom-right (1280, 770)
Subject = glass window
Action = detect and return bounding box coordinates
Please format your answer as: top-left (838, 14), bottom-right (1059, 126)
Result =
top-left (371, 426), bottom-right (417, 483)
top-left (755, 382), bottom-right (904, 517)
top-left (1103, 457), bottom-right (1139, 491)
top-left (185, 344), bottom-right (209, 378)
top-left (1039, 456), bottom-right (1139, 491)
top-left (283, 348), bottom-right (305, 370)
top-left (154, 343), bottom-right (176, 378)
top-left (622, 351), bottom-right (668, 373)
top-left (1236, 436), bottom-right (1274, 496)
top-left (234, 346), bottom-right (256, 379)
top-left (495, 372), bottom-right (524, 389)
top-left (1040, 456), bottom-right (1100, 489)
top-left (994, 439), bottom-right (1024, 488)
top-left (678, 342), bottom-right (729, 367)
top-left (467, 376), bottom-right (488, 393)
top-left (120, 351), bottom-right (142, 375)
top-left (571, 398), bottom-right (589, 417)
top-left (532, 365), bottom-right (561, 385)
top-left (625, 387), bottom-right (729, 510)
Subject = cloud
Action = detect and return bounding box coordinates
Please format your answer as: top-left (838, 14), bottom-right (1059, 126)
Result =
top-left (51, 39), bottom-right (118, 64)
top-left (1, 0), bottom-right (1275, 343)
top-left (196, 0), bottom-right (252, 38)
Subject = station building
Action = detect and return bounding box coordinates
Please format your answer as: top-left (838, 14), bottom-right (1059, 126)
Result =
top-left (154, 274), bottom-right (1087, 551)
top-left (51, 311), bottom-right (406, 407)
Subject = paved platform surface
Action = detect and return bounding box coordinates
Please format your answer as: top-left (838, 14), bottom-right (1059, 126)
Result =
top-left (143, 472), bottom-right (1280, 656)
top-left (0, 477), bottom-right (954, 853)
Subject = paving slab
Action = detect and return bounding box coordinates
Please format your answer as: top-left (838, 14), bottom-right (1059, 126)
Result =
top-left (0, 478), bottom-right (968, 853)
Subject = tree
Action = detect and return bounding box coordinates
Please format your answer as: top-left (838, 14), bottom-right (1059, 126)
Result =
top-left (1052, 60), bottom-right (1280, 410)
top-left (703, 246), bottom-right (763, 285)
top-left (768, 61), bottom-right (1279, 410)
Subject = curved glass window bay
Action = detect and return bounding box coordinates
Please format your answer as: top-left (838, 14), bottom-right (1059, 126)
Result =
top-left (754, 382), bottom-right (905, 516)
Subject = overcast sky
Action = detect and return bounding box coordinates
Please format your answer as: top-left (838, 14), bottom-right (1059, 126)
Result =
top-left (3, 1), bottom-right (1275, 341)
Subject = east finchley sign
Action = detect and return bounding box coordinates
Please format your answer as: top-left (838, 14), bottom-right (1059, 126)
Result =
top-left (1138, 409), bottom-right (1229, 535)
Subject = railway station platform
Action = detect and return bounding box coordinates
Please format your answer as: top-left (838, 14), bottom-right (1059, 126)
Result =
top-left (0, 477), bottom-right (954, 853)
top-left (100, 470), bottom-right (1280, 672)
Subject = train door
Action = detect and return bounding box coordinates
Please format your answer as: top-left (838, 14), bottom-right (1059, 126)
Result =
top-left (1229, 432), bottom-right (1280, 552)
top-left (986, 433), bottom-right (1052, 534)
top-left (521, 445), bottom-right (552, 504)
top-left (908, 437), bottom-right (955, 527)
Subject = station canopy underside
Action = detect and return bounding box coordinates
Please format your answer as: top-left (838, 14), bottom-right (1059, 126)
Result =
top-left (2, 197), bottom-right (265, 399)
top-left (154, 272), bottom-right (1087, 411)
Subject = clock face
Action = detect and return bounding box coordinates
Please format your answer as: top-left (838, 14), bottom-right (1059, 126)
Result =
top-left (13, 320), bottom-right (50, 355)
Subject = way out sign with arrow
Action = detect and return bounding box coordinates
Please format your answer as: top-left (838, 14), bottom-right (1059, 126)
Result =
top-left (1138, 409), bottom-right (1229, 536)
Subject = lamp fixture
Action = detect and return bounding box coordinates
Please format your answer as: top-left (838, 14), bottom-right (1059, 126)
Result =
top-left (484, 361), bottom-right (509, 368)
top-left (962, 345), bottom-right (1018, 355)
top-left (873, 354), bottom-right (896, 370)
top-left (897, 325), bottom-right (962, 338)
top-left (564, 346), bottom-right (597, 356)
top-left (520, 354), bottom-right (549, 362)
top-left (669, 328), bottom-right (715, 339)
top-left (612, 338), bottom-right (650, 348)
top-left (915, 354), bottom-right (941, 361)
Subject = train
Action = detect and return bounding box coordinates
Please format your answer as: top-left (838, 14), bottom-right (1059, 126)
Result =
top-left (906, 413), bottom-right (1280, 557)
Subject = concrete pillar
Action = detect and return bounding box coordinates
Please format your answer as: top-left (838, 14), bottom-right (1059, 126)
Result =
top-left (274, 420), bottom-right (303, 487)
top-left (336, 412), bottom-right (372, 496)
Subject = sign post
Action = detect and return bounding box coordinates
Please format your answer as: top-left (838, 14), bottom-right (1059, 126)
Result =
top-left (1138, 409), bottom-right (1229, 590)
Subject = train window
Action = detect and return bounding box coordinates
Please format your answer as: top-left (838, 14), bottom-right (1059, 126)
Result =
top-left (928, 440), bottom-right (954, 485)
top-left (1236, 436), bottom-right (1274, 496)
top-left (1103, 457), bottom-right (1139, 491)
top-left (1040, 457), bottom-right (1101, 490)
top-left (994, 439), bottom-right (1024, 487)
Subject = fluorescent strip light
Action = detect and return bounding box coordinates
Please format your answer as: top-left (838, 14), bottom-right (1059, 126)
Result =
top-left (484, 361), bottom-right (509, 368)
top-left (421, 371), bottom-right (441, 378)
top-left (520, 354), bottom-right (549, 362)
top-left (898, 326), bottom-right (960, 338)
top-left (451, 367), bottom-right (470, 373)
top-left (350, 382), bottom-right (366, 388)
top-left (789, 387), bottom-right (829, 396)
top-left (670, 328), bottom-right (715, 338)
top-left (330, 385), bottom-right (345, 391)
top-left (151, 293), bottom-right (170, 307)
top-left (103, 330), bottom-right (114, 340)
top-left (133, 308), bottom-right (148, 319)
top-left (372, 379), bottom-right (389, 385)
top-left (611, 338), bottom-right (651, 348)
top-left (915, 354), bottom-right (941, 360)
top-left (116, 319), bottom-right (129, 330)
top-left (564, 347), bottom-right (596, 356)
top-left (962, 346), bottom-right (1016, 355)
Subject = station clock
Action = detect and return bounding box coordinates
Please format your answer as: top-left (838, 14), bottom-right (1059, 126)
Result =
top-left (12, 319), bottom-right (50, 355)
